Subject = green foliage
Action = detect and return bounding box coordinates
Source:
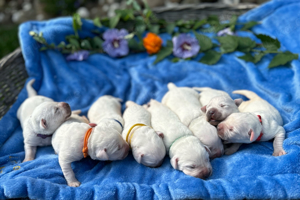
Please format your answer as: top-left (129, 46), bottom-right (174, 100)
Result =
top-left (237, 37), bottom-right (256, 52)
top-left (154, 41), bottom-right (173, 64)
top-left (193, 31), bottom-right (213, 52)
top-left (217, 35), bottom-right (239, 53)
top-left (199, 50), bottom-right (222, 65)
top-left (256, 34), bottom-right (280, 51)
top-left (240, 21), bottom-right (258, 31)
top-left (268, 51), bottom-right (298, 68)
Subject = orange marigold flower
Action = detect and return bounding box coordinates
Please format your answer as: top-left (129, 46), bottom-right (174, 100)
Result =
top-left (143, 33), bottom-right (163, 54)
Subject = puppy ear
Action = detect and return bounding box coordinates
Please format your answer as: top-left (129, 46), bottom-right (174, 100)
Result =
top-left (203, 145), bottom-right (211, 154)
top-left (156, 131), bottom-right (164, 139)
top-left (137, 154), bottom-right (144, 163)
top-left (171, 157), bottom-right (179, 169)
top-left (40, 119), bottom-right (47, 129)
top-left (201, 105), bottom-right (207, 113)
top-left (96, 148), bottom-right (109, 160)
top-left (249, 129), bottom-right (255, 142)
top-left (234, 99), bottom-right (243, 107)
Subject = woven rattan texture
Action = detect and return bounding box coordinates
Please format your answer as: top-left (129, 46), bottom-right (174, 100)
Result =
top-left (0, 48), bottom-right (28, 119)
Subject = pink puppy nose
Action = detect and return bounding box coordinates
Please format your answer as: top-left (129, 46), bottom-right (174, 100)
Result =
top-left (197, 168), bottom-right (212, 179)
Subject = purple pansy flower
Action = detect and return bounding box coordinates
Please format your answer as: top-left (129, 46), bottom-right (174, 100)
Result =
top-left (172, 34), bottom-right (200, 59)
top-left (217, 28), bottom-right (235, 37)
top-left (102, 29), bottom-right (129, 57)
top-left (66, 50), bottom-right (89, 61)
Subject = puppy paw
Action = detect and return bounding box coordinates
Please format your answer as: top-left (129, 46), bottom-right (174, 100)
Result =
top-left (68, 181), bottom-right (81, 187)
top-left (273, 149), bottom-right (286, 156)
top-left (224, 147), bottom-right (238, 155)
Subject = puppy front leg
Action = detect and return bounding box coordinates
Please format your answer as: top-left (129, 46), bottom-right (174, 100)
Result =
top-left (23, 144), bottom-right (37, 162)
top-left (59, 157), bottom-right (80, 187)
top-left (272, 127), bottom-right (286, 156)
top-left (224, 143), bottom-right (242, 155)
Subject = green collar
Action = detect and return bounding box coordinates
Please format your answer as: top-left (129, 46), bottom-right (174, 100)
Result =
top-left (168, 135), bottom-right (192, 152)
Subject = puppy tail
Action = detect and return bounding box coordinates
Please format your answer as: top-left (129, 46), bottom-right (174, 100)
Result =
top-left (167, 82), bottom-right (177, 90)
top-left (232, 90), bottom-right (261, 100)
top-left (125, 101), bottom-right (136, 108)
top-left (26, 79), bottom-right (37, 97)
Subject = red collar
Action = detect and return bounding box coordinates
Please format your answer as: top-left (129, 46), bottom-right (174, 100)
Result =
top-left (255, 115), bottom-right (263, 142)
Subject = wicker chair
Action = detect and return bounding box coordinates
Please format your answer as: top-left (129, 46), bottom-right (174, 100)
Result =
top-left (0, 3), bottom-right (257, 119)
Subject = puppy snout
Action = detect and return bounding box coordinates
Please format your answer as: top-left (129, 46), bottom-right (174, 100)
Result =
top-left (59, 102), bottom-right (71, 115)
top-left (197, 168), bottom-right (212, 179)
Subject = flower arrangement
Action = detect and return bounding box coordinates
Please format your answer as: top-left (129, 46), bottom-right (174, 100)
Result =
top-left (29, 0), bottom-right (298, 68)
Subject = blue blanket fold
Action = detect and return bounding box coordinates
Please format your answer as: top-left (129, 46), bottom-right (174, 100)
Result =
top-left (1, 0), bottom-right (300, 199)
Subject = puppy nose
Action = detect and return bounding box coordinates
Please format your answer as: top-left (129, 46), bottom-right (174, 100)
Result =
top-left (215, 149), bottom-right (223, 158)
top-left (197, 168), bottom-right (212, 179)
top-left (59, 102), bottom-right (69, 108)
top-left (209, 110), bottom-right (214, 115)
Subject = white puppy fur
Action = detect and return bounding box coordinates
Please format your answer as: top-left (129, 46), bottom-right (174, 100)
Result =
top-left (189, 115), bottom-right (224, 159)
top-left (162, 83), bottom-right (203, 126)
top-left (217, 90), bottom-right (286, 156)
top-left (146, 99), bottom-right (212, 179)
top-left (52, 108), bottom-right (129, 187)
top-left (17, 79), bottom-right (71, 162)
top-left (201, 95), bottom-right (243, 126)
top-left (122, 101), bottom-right (166, 167)
top-left (193, 87), bottom-right (230, 106)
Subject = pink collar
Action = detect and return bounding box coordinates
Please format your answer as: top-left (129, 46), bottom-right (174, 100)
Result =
top-left (255, 115), bottom-right (263, 142)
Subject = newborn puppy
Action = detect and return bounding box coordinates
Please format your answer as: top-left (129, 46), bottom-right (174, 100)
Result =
top-left (162, 83), bottom-right (202, 126)
top-left (193, 87), bottom-right (230, 106)
top-left (201, 95), bottom-right (243, 126)
top-left (146, 99), bottom-right (212, 179)
top-left (88, 95), bottom-right (124, 127)
top-left (17, 79), bottom-right (71, 162)
top-left (52, 110), bottom-right (129, 187)
top-left (189, 115), bottom-right (224, 159)
top-left (217, 90), bottom-right (286, 156)
top-left (122, 101), bottom-right (166, 167)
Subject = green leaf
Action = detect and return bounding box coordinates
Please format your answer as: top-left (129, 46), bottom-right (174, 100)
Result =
top-left (192, 19), bottom-right (207, 30)
top-left (40, 46), bottom-right (48, 51)
top-left (217, 35), bottom-right (239, 53)
top-left (93, 36), bottom-right (103, 49)
top-left (229, 15), bottom-right (237, 31)
top-left (115, 9), bottom-right (134, 21)
top-left (33, 36), bottom-right (46, 44)
top-left (110, 14), bottom-right (120, 28)
top-left (256, 34), bottom-right (280, 51)
top-left (132, 1), bottom-right (141, 11)
top-left (93, 17), bottom-right (102, 27)
top-left (149, 25), bottom-right (160, 34)
top-left (268, 51), bottom-right (298, 68)
top-left (193, 31), bottom-right (213, 52)
top-left (253, 52), bottom-right (265, 63)
top-left (57, 41), bottom-right (66, 48)
top-left (166, 23), bottom-right (175, 34)
top-left (171, 57), bottom-right (180, 62)
top-left (72, 13), bottom-right (82, 36)
top-left (81, 40), bottom-right (92, 49)
top-left (237, 37), bottom-right (256, 52)
top-left (153, 41), bottom-right (173, 64)
top-left (199, 50), bottom-right (222, 65)
top-left (128, 39), bottom-right (145, 51)
top-left (68, 38), bottom-right (80, 49)
top-left (240, 21), bottom-right (258, 31)
top-left (238, 53), bottom-right (254, 62)
top-left (207, 15), bottom-right (219, 26)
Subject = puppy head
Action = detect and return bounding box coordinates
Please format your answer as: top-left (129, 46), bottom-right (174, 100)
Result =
top-left (130, 127), bottom-right (166, 167)
top-left (193, 123), bottom-right (224, 159)
top-left (90, 125), bottom-right (129, 161)
top-left (217, 112), bottom-right (262, 144)
top-left (31, 102), bottom-right (71, 134)
top-left (201, 96), bottom-right (242, 126)
top-left (170, 136), bottom-right (212, 179)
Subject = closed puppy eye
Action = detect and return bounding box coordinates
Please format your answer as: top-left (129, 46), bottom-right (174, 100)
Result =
top-left (54, 107), bottom-right (59, 113)
top-left (187, 165), bottom-right (196, 169)
top-left (220, 104), bottom-right (225, 107)
top-left (229, 128), bottom-right (233, 131)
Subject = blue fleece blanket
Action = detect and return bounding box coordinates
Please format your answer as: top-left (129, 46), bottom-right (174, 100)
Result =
top-left (1, 0), bottom-right (300, 199)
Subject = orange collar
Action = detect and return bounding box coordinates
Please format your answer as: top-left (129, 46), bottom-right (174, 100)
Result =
top-left (82, 125), bottom-right (96, 158)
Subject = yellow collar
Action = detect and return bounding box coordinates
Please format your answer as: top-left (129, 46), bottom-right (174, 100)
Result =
top-left (125, 123), bottom-right (148, 146)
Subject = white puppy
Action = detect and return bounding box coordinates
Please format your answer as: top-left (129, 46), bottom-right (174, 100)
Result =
top-left (217, 90), bottom-right (286, 156)
top-left (52, 109), bottom-right (129, 187)
top-left (146, 99), bottom-right (212, 179)
top-left (122, 101), bottom-right (166, 167)
top-left (189, 115), bottom-right (224, 159)
top-left (201, 95), bottom-right (243, 126)
top-left (162, 83), bottom-right (202, 126)
top-left (193, 87), bottom-right (230, 106)
top-left (17, 79), bottom-right (71, 162)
